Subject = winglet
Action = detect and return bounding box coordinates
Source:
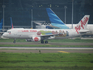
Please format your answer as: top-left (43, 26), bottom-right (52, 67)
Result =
top-left (10, 17), bottom-right (13, 29)
top-left (46, 8), bottom-right (69, 29)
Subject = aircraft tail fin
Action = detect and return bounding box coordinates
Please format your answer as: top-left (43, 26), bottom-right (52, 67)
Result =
top-left (0, 19), bottom-right (3, 30)
top-left (75, 15), bottom-right (90, 34)
top-left (46, 8), bottom-right (69, 29)
top-left (10, 17), bottom-right (13, 28)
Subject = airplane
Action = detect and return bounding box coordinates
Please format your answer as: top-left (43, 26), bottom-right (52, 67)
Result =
top-left (35, 8), bottom-right (92, 30)
top-left (1, 15), bottom-right (90, 43)
top-left (36, 8), bottom-right (93, 33)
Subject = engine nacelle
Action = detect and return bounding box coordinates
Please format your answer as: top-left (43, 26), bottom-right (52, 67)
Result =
top-left (32, 37), bottom-right (41, 42)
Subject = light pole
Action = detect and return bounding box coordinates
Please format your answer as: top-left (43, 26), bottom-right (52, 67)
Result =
top-left (64, 6), bottom-right (67, 24)
top-left (2, 5), bottom-right (5, 31)
top-left (31, 9), bottom-right (33, 29)
top-left (72, 0), bottom-right (74, 29)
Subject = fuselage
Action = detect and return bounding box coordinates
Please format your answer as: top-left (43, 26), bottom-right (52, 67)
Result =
top-left (2, 28), bottom-right (80, 39)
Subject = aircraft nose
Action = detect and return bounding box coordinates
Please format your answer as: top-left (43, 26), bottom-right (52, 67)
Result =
top-left (1, 35), bottom-right (4, 38)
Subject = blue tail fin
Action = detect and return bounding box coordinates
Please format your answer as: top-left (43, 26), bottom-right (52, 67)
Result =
top-left (0, 19), bottom-right (3, 30)
top-left (10, 17), bottom-right (13, 28)
top-left (46, 8), bottom-right (69, 29)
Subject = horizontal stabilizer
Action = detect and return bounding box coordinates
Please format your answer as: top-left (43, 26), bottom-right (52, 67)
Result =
top-left (78, 30), bottom-right (90, 34)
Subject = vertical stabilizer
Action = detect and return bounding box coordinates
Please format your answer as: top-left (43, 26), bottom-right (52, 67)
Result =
top-left (0, 19), bottom-right (3, 30)
top-left (46, 8), bottom-right (69, 29)
top-left (10, 17), bottom-right (13, 28)
top-left (75, 15), bottom-right (90, 34)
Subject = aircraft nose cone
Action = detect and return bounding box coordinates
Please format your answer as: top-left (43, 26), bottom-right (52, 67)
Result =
top-left (1, 34), bottom-right (6, 38)
top-left (1, 32), bottom-right (8, 39)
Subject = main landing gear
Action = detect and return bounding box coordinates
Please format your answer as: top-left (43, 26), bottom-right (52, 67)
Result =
top-left (41, 40), bottom-right (48, 44)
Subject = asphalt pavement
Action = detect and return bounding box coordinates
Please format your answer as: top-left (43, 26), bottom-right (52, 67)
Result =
top-left (0, 47), bottom-right (93, 53)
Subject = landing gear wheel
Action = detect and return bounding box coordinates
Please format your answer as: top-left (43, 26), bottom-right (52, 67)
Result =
top-left (41, 40), bottom-right (44, 44)
top-left (45, 41), bottom-right (48, 44)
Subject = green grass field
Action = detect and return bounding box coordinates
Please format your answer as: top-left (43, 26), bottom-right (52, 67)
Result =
top-left (0, 38), bottom-right (93, 70)
top-left (0, 38), bottom-right (93, 43)
top-left (0, 53), bottom-right (93, 70)
top-left (0, 38), bottom-right (93, 47)
top-left (0, 44), bottom-right (93, 47)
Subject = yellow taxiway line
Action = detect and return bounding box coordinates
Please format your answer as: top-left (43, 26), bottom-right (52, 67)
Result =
top-left (58, 51), bottom-right (69, 53)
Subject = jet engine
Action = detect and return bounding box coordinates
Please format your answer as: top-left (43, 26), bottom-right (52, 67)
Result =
top-left (32, 37), bottom-right (41, 42)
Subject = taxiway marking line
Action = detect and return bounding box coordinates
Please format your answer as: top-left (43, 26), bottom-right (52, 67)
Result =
top-left (58, 51), bottom-right (69, 53)
top-left (0, 47), bottom-right (93, 50)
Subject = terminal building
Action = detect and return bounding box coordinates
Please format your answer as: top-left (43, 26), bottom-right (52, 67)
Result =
top-left (0, 0), bottom-right (93, 29)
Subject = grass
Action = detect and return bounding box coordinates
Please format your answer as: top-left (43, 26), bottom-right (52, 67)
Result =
top-left (0, 44), bottom-right (93, 47)
top-left (0, 39), bottom-right (26, 42)
top-left (0, 53), bottom-right (93, 70)
top-left (0, 38), bottom-right (93, 43)
top-left (48, 38), bottom-right (93, 43)
top-left (0, 38), bottom-right (93, 70)
top-left (0, 38), bottom-right (93, 47)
